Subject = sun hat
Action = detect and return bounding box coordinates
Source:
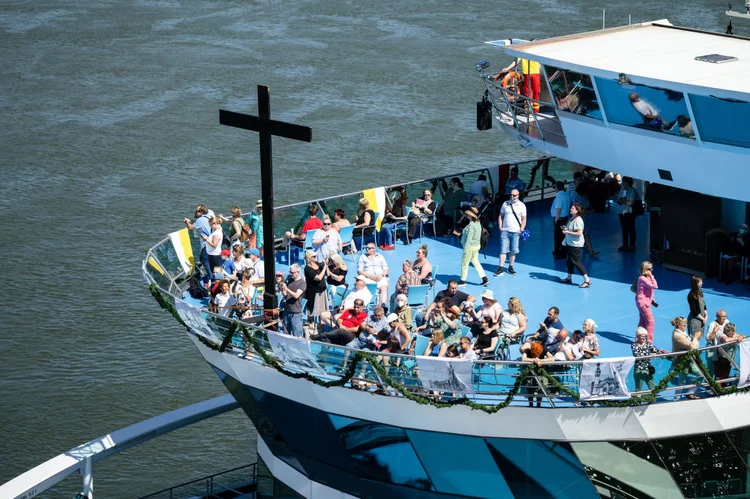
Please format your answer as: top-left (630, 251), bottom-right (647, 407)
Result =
top-left (480, 289), bottom-right (495, 300)
top-left (256, 200), bottom-right (263, 207)
top-left (464, 206), bottom-right (479, 219)
top-left (355, 275), bottom-right (368, 282)
top-left (387, 313), bottom-right (399, 323)
top-left (449, 305), bottom-right (462, 316)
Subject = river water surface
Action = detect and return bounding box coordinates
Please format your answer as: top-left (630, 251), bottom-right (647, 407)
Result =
top-left (0, 0), bottom-right (736, 496)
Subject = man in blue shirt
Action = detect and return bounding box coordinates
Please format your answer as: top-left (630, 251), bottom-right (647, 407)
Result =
top-left (184, 204), bottom-right (213, 281)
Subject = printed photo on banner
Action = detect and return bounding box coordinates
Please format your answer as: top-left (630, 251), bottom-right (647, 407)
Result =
top-left (579, 357), bottom-right (635, 401)
top-left (416, 356), bottom-right (475, 394)
top-left (267, 330), bottom-right (325, 376)
top-left (739, 339), bottom-right (750, 389)
top-left (175, 298), bottom-right (222, 344)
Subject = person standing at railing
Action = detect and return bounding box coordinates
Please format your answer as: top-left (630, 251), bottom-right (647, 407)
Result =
top-left (246, 200), bottom-right (264, 255)
top-left (501, 57), bottom-right (541, 112)
top-left (631, 327), bottom-right (666, 391)
top-left (715, 323), bottom-right (745, 383)
top-left (635, 261), bottom-right (659, 343)
top-left (184, 204), bottom-right (214, 283)
top-left (687, 276), bottom-right (708, 338)
top-left (706, 309), bottom-right (730, 378)
top-left (670, 316), bottom-right (703, 400)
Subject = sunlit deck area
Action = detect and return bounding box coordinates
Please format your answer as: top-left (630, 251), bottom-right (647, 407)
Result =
top-left (144, 160), bottom-right (750, 410)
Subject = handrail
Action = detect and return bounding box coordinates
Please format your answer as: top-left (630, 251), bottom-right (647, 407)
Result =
top-left (138, 463), bottom-right (257, 499)
top-left (1, 395), bottom-right (239, 499)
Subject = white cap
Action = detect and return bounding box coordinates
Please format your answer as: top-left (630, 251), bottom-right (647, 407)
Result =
top-left (387, 313), bottom-right (399, 323)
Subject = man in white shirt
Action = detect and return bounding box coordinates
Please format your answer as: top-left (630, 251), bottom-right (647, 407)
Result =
top-left (246, 248), bottom-right (265, 286)
top-left (319, 276), bottom-right (373, 329)
top-left (357, 243), bottom-right (389, 306)
top-left (629, 92), bottom-right (672, 130)
top-left (550, 181), bottom-right (570, 259)
top-left (706, 309), bottom-right (730, 377)
top-left (469, 174), bottom-right (488, 196)
top-left (495, 189), bottom-right (527, 276)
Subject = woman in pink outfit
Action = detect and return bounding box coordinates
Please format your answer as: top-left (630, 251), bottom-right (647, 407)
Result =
top-left (635, 261), bottom-right (658, 342)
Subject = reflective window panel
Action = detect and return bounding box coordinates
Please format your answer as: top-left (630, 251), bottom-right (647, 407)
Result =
top-left (545, 66), bottom-right (602, 120)
top-left (689, 94), bottom-right (750, 148)
top-left (595, 77), bottom-right (694, 138)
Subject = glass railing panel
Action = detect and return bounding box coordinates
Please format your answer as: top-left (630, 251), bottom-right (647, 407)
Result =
top-left (144, 256), bottom-right (173, 290)
top-left (152, 238), bottom-right (188, 279)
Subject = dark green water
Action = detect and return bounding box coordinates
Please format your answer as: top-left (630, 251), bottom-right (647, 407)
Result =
top-left (0, 0), bottom-right (736, 496)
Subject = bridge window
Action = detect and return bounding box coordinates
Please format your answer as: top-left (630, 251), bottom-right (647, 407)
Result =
top-left (689, 93), bottom-right (750, 148)
top-left (545, 66), bottom-right (602, 120)
top-left (594, 77), bottom-right (694, 139)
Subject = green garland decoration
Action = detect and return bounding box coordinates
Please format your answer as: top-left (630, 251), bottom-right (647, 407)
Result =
top-left (149, 284), bottom-right (750, 412)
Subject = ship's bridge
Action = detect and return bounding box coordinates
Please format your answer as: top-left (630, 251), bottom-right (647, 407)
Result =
top-left (478, 20), bottom-right (750, 203)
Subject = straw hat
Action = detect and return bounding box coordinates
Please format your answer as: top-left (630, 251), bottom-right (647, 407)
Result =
top-left (464, 206), bottom-right (479, 219)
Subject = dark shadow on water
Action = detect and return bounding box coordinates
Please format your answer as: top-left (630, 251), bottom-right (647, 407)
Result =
top-left (597, 330), bottom-right (634, 345)
top-left (528, 271), bottom-right (564, 283)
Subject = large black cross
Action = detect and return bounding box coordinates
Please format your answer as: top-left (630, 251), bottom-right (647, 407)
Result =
top-left (220, 85), bottom-right (312, 323)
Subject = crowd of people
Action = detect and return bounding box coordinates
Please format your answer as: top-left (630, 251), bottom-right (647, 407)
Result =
top-left (181, 166), bottom-right (746, 398)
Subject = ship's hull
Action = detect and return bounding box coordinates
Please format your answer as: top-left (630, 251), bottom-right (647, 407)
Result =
top-left (193, 335), bottom-right (750, 499)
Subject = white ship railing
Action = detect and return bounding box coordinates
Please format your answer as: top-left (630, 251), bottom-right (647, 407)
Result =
top-left (0, 395), bottom-right (239, 499)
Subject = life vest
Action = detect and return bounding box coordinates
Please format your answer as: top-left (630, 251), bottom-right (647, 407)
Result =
top-left (521, 59), bottom-right (540, 75)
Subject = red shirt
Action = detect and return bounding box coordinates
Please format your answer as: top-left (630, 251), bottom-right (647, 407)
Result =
top-left (301, 217), bottom-right (323, 235)
top-left (339, 309), bottom-right (367, 329)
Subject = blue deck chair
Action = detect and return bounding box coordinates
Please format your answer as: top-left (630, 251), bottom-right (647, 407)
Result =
top-left (428, 264), bottom-right (439, 299)
top-left (406, 284), bottom-right (430, 310)
top-left (327, 284), bottom-right (348, 310)
top-left (391, 207), bottom-right (411, 246)
top-left (359, 213), bottom-right (380, 249)
top-left (338, 224), bottom-right (356, 262)
top-left (286, 230), bottom-right (317, 265)
top-left (365, 282), bottom-right (379, 310)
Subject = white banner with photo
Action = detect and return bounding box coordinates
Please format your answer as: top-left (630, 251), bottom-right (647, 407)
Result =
top-left (416, 356), bottom-right (475, 394)
top-left (739, 339), bottom-right (750, 389)
top-left (267, 330), bottom-right (325, 376)
top-left (174, 298), bottom-right (222, 344)
top-left (579, 357), bottom-right (635, 401)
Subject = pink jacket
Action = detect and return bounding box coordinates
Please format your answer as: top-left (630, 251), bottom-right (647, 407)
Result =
top-left (636, 275), bottom-right (658, 307)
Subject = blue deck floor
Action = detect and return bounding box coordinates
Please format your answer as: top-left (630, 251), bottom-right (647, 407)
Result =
top-left (278, 200), bottom-right (750, 359)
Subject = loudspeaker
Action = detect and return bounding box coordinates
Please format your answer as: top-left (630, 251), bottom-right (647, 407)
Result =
top-left (477, 96), bottom-right (492, 130)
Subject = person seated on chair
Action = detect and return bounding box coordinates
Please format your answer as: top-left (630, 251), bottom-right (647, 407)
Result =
top-left (437, 180), bottom-right (465, 236)
top-left (353, 198), bottom-right (376, 241)
top-left (407, 189), bottom-right (437, 243)
top-left (319, 276), bottom-right (372, 330)
top-left (332, 208), bottom-right (352, 232)
top-left (580, 319), bottom-right (600, 359)
top-left (386, 313), bottom-right (412, 352)
top-left (280, 204), bottom-right (323, 249)
top-left (394, 259), bottom-right (421, 297)
top-left (357, 242), bottom-right (389, 306)
top-left (547, 329), bottom-right (571, 361)
top-left (393, 294), bottom-right (413, 331)
top-left (413, 244), bottom-right (434, 285)
top-left (383, 337), bottom-right (405, 355)
top-left (498, 296), bottom-right (528, 345)
top-left (464, 289), bottom-right (503, 337)
top-left (415, 280), bottom-right (476, 327)
top-left (312, 215), bottom-right (342, 263)
top-left (459, 336), bottom-right (478, 360)
top-left (424, 329), bottom-right (448, 357)
top-left (232, 270), bottom-right (255, 317)
top-left (628, 93), bottom-right (674, 131)
top-left (347, 306), bottom-right (391, 350)
top-left (413, 299), bottom-right (451, 336)
top-left (326, 253), bottom-right (348, 287)
top-left (521, 306), bottom-right (564, 353)
top-left (314, 299), bottom-right (367, 346)
top-left (562, 329), bottom-right (585, 361)
top-left (379, 191), bottom-right (408, 249)
top-left (473, 316), bottom-right (499, 360)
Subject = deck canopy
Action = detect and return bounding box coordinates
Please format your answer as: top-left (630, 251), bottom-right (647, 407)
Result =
top-left (502, 21), bottom-right (750, 98)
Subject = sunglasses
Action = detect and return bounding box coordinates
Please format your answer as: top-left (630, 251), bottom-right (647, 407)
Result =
top-left (367, 246), bottom-right (376, 250)
top-left (323, 222), bottom-right (331, 226)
